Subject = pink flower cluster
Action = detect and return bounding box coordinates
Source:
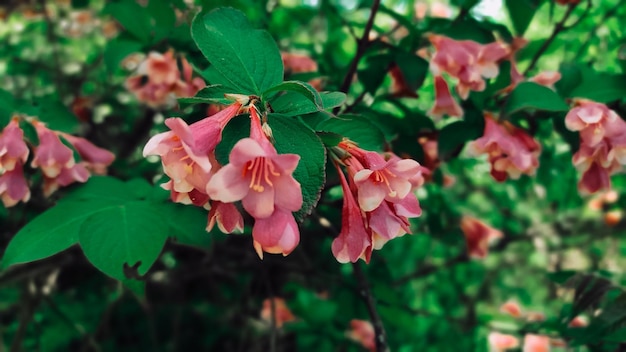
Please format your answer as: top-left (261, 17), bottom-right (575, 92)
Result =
top-left (346, 319), bottom-right (376, 352)
top-left (144, 100), bottom-right (303, 258)
top-left (427, 34), bottom-right (509, 117)
top-left (0, 117), bottom-right (115, 207)
top-left (565, 99), bottom-right (626, 194)
top-left (490, 300), bottom-right (588, 351)
top-left (331, 141), bottom-right (425, 263)
top-left (125, 51), bottom-right (205, 109)
top-left (468, 114), bottom-right (541, 181)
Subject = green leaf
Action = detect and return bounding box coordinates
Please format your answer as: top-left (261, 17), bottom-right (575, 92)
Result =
top-left (1, 199), bottom-right (123, 269)
top-left (0, 89), bottom-right (15, 126)
top-left (79, 201), bottom-right (169, 281)
top-left (504, 82), bottom-right (569, 115)
top-left (178, 85), bottom-right (239, 106)
top-left (569, 73), bottom-right (626, 103)
top-left (162, 202), bottom-right (213, 248)
top-left (505, 0), bottom-right (537, 36)
top-left (216, 114), bottom-right (326, 221)
top-left (191, 8), bottom-right (283, 94)
top-left (102, 0), bottom-right (152, 42)
top-left (271, 92), bottom-right (346, 117)
top-left (38, 97), bottom-right (79, 133)
top-left (555, 63), bottom-right (583, 98)
top-left (317, 114), bottom-right (386, 151)
top-left (147, 0), bottom-right (176, 30)
top-left (394, 51), bottom-right (429, 92)
top-left (263, 81), bottom-right (322, 108)
top-left (63, 177), bottom-right (146, 202)
top-left (358, 53), bottom-right (392, 95)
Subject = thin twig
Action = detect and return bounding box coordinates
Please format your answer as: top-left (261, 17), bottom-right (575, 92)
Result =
top-left (335, 0), bottom-right (382, 113)
top-left (10, 286), bottom-right (40, 352)
top-left (523, 3), bottom-right (577, 75)
top-left (352, 262), bottom-right (389, 352)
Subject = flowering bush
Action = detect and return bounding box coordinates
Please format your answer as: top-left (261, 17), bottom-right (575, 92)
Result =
top-left (1, 0), bottom-right (626, 351)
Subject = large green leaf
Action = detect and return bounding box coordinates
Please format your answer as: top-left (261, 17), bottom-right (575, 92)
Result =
top-left (178, 85), bottom-right (239, 106)
top-left (569, 73), bottom-right (626, 103)
top-left (191, 8), bottom-right (283, 95)
top-left (316, 114), bottom-right (386, 151)
top-left (270, 91), bottom-right (346, 117)
top-left (504, 82), bottom-right (569, 115)
top-left (102, 0), bottom-right (152, 42)
top-left (216, 114), bottom-right (326, 221)
top-left (79, 201), bottom-right (169, 281)
top-left (505, 0), bottom-right (537, 36)
top-left (161, 201), bottom-right (213, 248)
top-left (1, 199), bottom-right (124, 269)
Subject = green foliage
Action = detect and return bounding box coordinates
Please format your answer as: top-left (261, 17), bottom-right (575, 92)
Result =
top-left (504, 82), bottom-right (569, 115)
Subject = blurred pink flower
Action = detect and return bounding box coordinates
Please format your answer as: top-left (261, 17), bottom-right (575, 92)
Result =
top-left (347, 319), bottom-right (376, 352)
top-left (0, 162), bottom-right (30, 207)
top-left (31, 121), bottom-right (75, 178)
top-left (260, 297), bottom-right (296, 328)
top-left (0, 118), bottom-right (29, 172)
top-left (499, 300), bottom-right (523, 318)
top-left (488, 332), bottom-right (519, 351)
top-left (60, 134), bottom-right (115, 174)
top-left (523, 334), bottom-right (550, 352)
top-left (460, 216), bottom-right (502, 259)
top-left (565, 99), bottom-right (621, 147)
top-left (468, 114), bottom-right (541, 181)
top-left (428, 75), bottom-right (463, 118)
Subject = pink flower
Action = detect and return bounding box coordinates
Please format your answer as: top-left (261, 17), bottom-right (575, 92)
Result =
top-left (468, 114), bottom-right (541, 181)
top-left (30, 121), bottom-right (75, 178)
top-left (252, 208), bottom-right (300, 258)
top-left (143, 103), bottom-right (242, 207)
top-left (523, 334), bottom-right (550, 352)
top-left (42, 163), bottom-right (90, 196)
top-left (0, 162), bottom-right (30, 207)
top-left (173, 56), bottom-right (206, 98)
top-left (207, 201), bottom-right (244, 234)
top-left (347, 319), bottom-right (376, 352)
top-left (206, 107), bottom-right (302, 220)
top-left (138, 51), bottom-right (179, 85)
top-left (389, 64), bottom-right (418, 98)
top-left (568, 315), bottom-right (588, 328)
top-left (488, 332), bottom-right (519, 351)
top-left (60, 134), bottom-right (115, 174)
top-left (260, 297), bottom-right (296, 328)
top-left (460, 216), bottom-right (502, 259)
top-left (428, 75), bottom-right (463, 118)
top-left (529, 71), bottom-right (561, 89)
top-left (565, 99), bottom-right (620, 147)
top-left (0, 118), bottom-right (29, 172)
top-left (331, 166), bottom-right (372, 263)
top-left (499, 300), bottom-right (523, 318)
top-left (281, 52), bottom-right (323, 90)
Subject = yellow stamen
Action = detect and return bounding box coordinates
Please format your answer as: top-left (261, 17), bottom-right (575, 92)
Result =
top-left (243, 157), bottom-right (281, 192)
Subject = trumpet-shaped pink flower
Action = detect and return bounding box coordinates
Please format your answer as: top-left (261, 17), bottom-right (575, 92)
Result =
top-left (460, 216), bottom-right (502, 259)
top-left (206, 107), bottom-right (302, 220)
top-left (253, 208), bottom-right (300, 258)
top-left (139, 51), bottom-right (179, 85)
top-left (0, 118), bottom-right (29, 171)
top-left (488, 332), bottom-right (520, 352)
top-left (347, 320), bottom-right (376, 352)
top-left (173, 56), bottom-right (206, 98)
top-left (43, 163), bottom-right (90, 196)
top-left (206, 137), bottom-right (302, 219)
top-left (0, 162), bottom-right (30, 207)
top-left (529, 71), bottom-right (561, 89)
top-left (60, 134), bottom-right (115, 174)
top-left (143, 103), bottom-right (242, 206)
top-left (523, 334), bottom-right (550, 352)
top-left (468, 115), bottom-right (541, 181)
top-left (31, 121), bottom-right (75, 178)
top-left (428, 75), bottom-right (463, 118)
top-left (260, 297), bottom-right (296, 328)
top-left (332, 167), bottom-right (372, 263)
top-left (207, 201), bottom-right (244, 234)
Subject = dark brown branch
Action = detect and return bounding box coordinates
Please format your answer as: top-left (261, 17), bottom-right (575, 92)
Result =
top-left (335, 0), bottom-right (382, 113)
top-left (523, 3), bottom-right (577, 75)
top-left (352, 262), bottom-right (389, 352)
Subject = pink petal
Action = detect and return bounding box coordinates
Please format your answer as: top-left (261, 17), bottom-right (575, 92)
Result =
top-left (206, 164), bottom-right (250, 202)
